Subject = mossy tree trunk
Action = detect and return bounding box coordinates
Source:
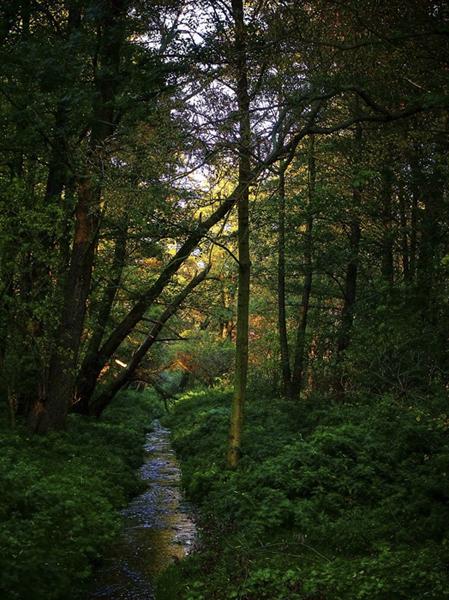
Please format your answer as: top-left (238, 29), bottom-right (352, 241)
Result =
top-left (227, 0), bottom-right (251, 469)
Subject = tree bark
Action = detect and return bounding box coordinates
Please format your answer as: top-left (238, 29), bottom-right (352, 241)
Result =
top-left (417, 162), bottom-right (443, 318)
top-left (409, 154), bottom-right (421, 283)
top-left (31, 0), bottom-right (127, 432)
top-left (381, 162), bottom-right (394, 287)
top-left (290, 137), bottom-right (315, 399)
top-left (336, 216), bottom-right (361, 358)
top-left (227, 0), bottom-right (252, 469)
top-left (277, 164), bottom-right (293, 397)
top-left (398, 184), bottom-right (410, 282)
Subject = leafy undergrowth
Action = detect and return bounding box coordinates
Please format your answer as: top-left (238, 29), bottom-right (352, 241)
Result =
top-left (0, 390), bottom-right (163, 600)
top-left (156, 388), bottom-right (449, 600)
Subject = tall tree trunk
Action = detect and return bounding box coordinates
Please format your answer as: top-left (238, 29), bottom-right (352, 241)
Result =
top-left (381, 162), bottom-right (394, 287)
top-left (417, 164), bottom-right (443, 318)
top-left (335, 123), bottom-right (363, 398)
top-left (31, 1), bottom-right (127, 433)
top-left (91, 267), bottom-right (210, 417)
top-left (335, 214), bottom-right (361, 397)
top-left (336, 215), bottom-right (361, 358)
top-left (290, 136), bottom-right (315, 399)
top-left (277, 163), bottom-right (293, 397)
top-left (25, 98), bottom-right (71, 385)
top-left (227, 0), bottom-right (252, 469)
top-left (398, 184), bottom-right (411, 283)
top-left (409, 156), bottom-right (420, 282)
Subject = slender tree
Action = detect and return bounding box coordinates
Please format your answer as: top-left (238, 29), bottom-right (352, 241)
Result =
top-left (227, 0), bottom-right (252, 468)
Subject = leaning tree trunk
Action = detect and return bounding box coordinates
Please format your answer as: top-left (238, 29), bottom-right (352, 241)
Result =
top-left (91, 266), bottom-right (210, 417)
top-left (227, 0), bottom-right (252, 469)
top-left (75, 187), bottom-right (241, 410)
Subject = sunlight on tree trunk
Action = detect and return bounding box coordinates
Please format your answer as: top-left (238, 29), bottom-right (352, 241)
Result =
top-left (227, 0), bottom-right (251, 469)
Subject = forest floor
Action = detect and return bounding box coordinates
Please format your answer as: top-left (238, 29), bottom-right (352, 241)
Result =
top-left (1, 387), bottom-right (449, 600)
top-left (0, 391), bottom-right (163, 600)
top-left (155, 388), bottom-right (449, 600)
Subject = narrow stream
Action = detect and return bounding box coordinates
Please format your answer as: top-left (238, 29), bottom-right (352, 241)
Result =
top-left (88, 421), bottom-right (196, 599)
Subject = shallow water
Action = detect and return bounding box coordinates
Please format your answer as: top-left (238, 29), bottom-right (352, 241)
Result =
top-left (88, 421), bottom-right (196, 599)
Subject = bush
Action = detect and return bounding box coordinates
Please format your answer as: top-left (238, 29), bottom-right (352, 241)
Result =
top-left (156, 388), bottom-right (449, 600)
top-left (0, 390), bottom-right (163, 600)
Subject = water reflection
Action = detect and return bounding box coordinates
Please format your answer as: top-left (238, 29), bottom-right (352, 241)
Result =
top-left (89, 422), bottom-right (196, 599)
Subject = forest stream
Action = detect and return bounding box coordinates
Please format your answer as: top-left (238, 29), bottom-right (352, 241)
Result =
top-left (88, 421), bottom-right (196, 599)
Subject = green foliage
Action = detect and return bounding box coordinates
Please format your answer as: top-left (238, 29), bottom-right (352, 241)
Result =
top-left (0, 390), bottom-right (163, 600)
top-left (156, 389), bottom-right (449, 600)
top-left (164, 332), bottom-right (235, 389)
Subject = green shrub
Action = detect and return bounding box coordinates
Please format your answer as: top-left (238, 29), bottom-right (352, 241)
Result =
top-left (156, 388), bottom-right (449, 600)
top-left (0, 390), bottom-right (163, 600)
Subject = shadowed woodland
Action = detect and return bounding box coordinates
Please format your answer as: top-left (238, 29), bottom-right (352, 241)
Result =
top-left (1, 1), bottom-right (449, 599)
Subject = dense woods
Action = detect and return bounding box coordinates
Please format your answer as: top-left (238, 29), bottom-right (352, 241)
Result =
top-left (0, 1), bottom-right (448, 599)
